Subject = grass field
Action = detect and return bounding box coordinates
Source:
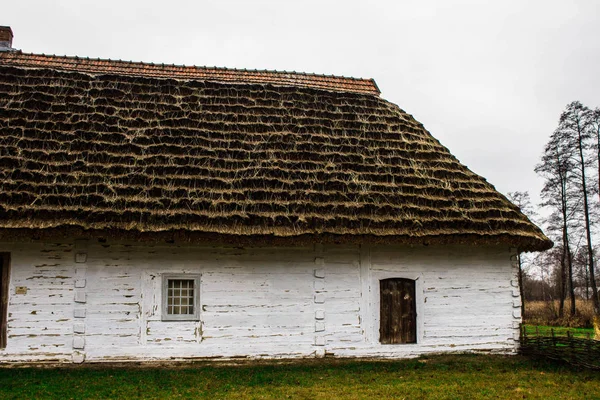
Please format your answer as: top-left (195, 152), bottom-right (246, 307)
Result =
top-left (1, 354), bottom-right (599, 399)
top-left (523, 324), bottom-right (595, 338)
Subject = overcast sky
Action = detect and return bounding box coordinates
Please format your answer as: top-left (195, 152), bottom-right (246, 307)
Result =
top-left (3, 0), bottom-right (599, 211)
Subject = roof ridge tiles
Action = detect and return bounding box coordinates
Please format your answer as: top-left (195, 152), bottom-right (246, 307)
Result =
top-left (0, 50), bottom-right (380, 95)
top-left (51, 50), bottom-right (359, 79)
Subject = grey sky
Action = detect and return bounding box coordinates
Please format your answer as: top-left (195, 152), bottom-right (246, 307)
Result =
top-left (3, 0), bottom-right (600, 209)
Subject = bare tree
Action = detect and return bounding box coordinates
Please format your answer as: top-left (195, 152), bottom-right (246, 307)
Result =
top-left (587, 106), bottom-right (600, 336)
top-left (558, 102), bottom-right (599, 326)
top-left (536, 126), bottom-right (576, 317)
top-left (591, 108), bottom-right (600, 204)
top-left (572, 246), bottom-right (592, 299)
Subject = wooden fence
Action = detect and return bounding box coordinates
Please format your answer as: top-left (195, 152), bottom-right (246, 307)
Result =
top-left (520, 326), bottom-right (600, 370)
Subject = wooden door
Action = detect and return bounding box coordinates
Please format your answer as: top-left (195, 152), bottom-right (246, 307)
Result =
top-left (0, 253), bottom-right (9, 349)
top-left (380, 278), bottom-right (416, 344)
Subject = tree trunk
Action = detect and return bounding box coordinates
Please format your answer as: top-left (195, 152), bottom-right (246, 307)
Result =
top-left (597, 116), bottom-right (600, 207)
top-left (559, 173), bottom-right (570, 319)
top-left (567, 247), bottom-right (576, 316)
top-left (591, 267), bottom-right (600, 339)
top-left (559, 237), bottom-right (567, 318)
top-left (576, 123), bottom-right (599, 337)
top-left (593, 112), bottom-right (600, 339)
top-left (585, 264), bottom-right (590, 300)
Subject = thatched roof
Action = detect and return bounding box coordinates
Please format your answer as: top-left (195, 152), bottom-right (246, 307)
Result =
top-left (0, 51), bottom-right (551, 251)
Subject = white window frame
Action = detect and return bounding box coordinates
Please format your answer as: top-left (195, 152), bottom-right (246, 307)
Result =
top-left (161, 274), bottom-right (201, 321)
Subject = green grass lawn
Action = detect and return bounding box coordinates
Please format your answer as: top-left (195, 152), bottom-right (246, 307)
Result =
top-left (1, 354), bottom-right (599, 399)
top-left (524, 324), bottom-right (595, 338)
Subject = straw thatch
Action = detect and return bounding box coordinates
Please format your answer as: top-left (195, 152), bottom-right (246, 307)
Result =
top-left (0, 53), bottom-right (552, 251)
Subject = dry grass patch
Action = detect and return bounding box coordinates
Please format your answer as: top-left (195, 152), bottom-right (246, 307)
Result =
top-left (525, 299), bottom-right (595, 328)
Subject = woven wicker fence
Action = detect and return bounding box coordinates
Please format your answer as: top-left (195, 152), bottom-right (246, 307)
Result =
top-left (520, 326), bottom-right (600, 370)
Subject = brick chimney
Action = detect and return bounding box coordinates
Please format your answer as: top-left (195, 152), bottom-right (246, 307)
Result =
top-left (0, 26), bottom-right (14, 50)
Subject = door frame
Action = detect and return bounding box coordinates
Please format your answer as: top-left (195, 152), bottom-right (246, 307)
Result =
top-left (370, 271), bottom-right (424, 346)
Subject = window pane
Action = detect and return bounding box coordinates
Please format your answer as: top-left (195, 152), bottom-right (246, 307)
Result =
top-left (166, 279), bottom-right (196, 316)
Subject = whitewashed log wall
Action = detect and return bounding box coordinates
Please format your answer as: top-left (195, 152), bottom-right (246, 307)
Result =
top-left (0, 240), bottom-right (521, 363)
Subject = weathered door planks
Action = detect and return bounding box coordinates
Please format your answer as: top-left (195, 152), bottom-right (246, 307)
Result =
top-left (380, 278), bottom-right (416, 344)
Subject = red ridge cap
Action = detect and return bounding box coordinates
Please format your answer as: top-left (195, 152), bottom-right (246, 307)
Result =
top-left (0, 51), bottom-right (380, 96)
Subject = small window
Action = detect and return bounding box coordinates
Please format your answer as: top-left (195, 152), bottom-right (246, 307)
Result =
top-left (162, 275), bottom-right (200, 321)
top-left (380, 278), bottom-right (416, 344)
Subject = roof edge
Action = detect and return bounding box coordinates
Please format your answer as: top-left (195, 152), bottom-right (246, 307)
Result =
top-left (0, 227), bottom-right (553, 252)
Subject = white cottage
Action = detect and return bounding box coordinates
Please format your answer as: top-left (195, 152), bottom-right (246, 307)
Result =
top-left (0, 27), bottom-right (551, 363)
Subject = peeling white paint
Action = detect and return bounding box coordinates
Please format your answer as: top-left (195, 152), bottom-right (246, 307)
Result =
top-left (0, 241), bottom-right (520, 363)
